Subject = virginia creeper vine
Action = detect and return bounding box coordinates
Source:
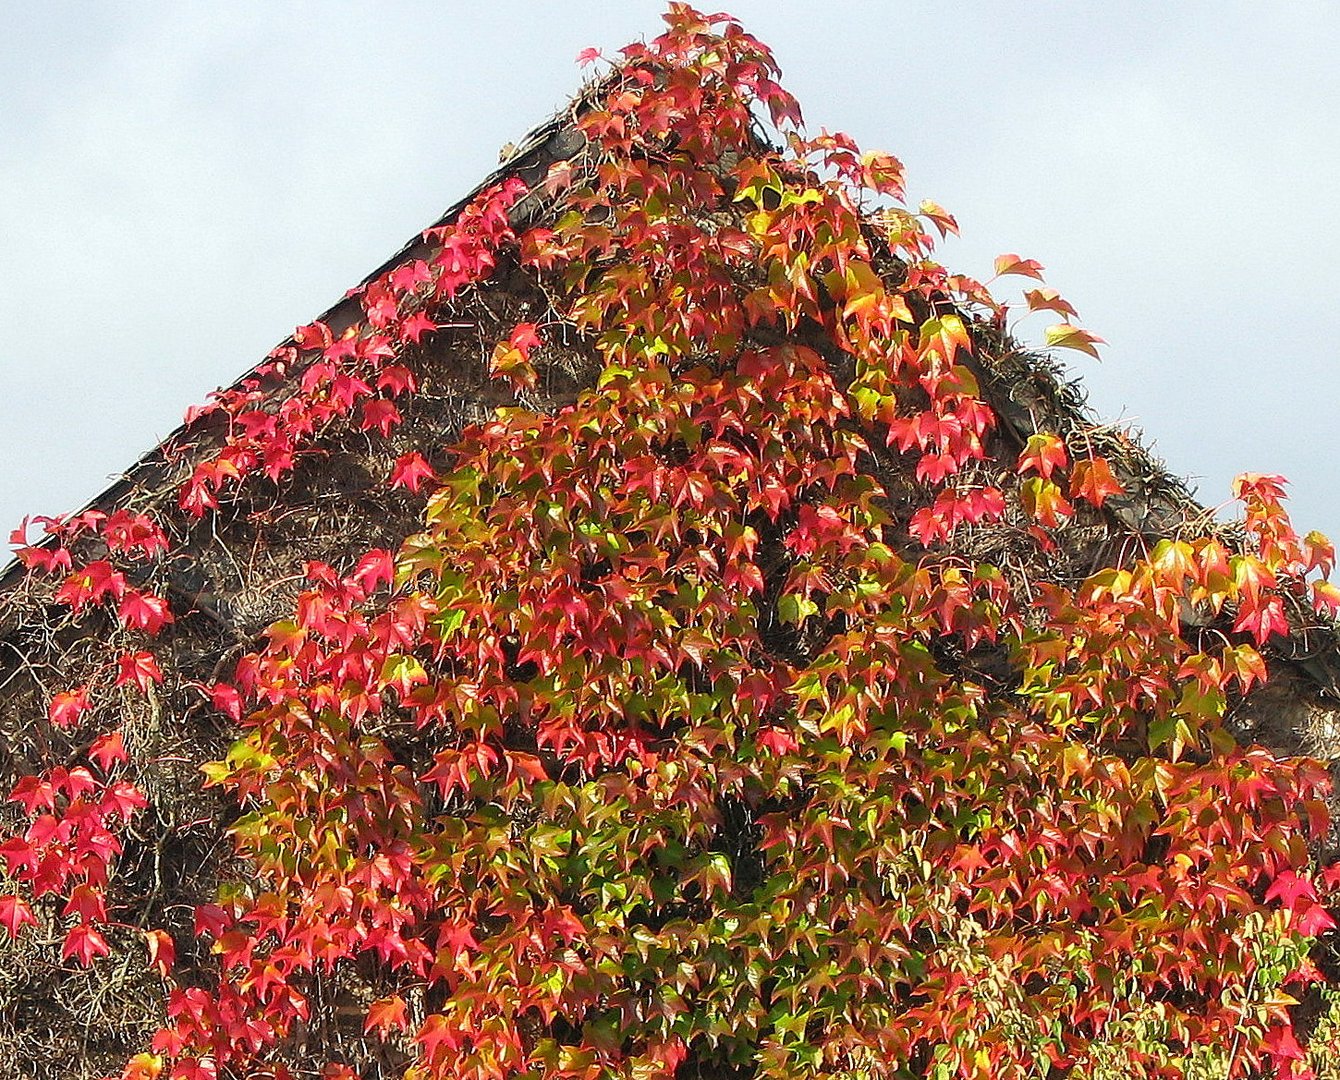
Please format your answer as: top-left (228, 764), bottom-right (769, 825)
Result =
top-left (2, 7), bottom-right (1339, 1080)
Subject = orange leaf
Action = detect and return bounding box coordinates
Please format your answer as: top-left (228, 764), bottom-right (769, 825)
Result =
top-left (918, 199), bottom-right (959, 238)
top-left (145, 928), bottom-right (176, 976)
top-left (365, 995), bottom-right (410, 1037)
top-left (1021, 477), bottom-right (1074, 528)
top-left (1024, 287), bottom-right (1078, 319)
top-left (994, 253), bottom-right (1045, 280)
top-left (1018, 433), bottom-right (1069, 481)
top-left (1070, 455), bottom-right (1124, 507)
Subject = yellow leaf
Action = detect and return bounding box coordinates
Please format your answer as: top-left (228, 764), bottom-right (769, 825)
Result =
top-left (1044, 322), bottom-right (1105, 360)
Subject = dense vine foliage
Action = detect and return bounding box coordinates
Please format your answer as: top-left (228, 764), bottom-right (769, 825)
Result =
top-left (3, 7), bottom-right (1340, 1079)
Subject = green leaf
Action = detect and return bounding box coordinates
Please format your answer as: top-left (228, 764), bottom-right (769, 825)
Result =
top-left (777, 593), bottom-right (819, 624)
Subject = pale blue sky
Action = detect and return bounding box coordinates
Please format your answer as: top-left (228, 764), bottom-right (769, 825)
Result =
top-left (3, 4), bottom-right (1338, 543)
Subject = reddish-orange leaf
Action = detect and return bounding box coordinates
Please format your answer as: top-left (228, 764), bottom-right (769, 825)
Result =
top-left (1232, 593), bottom-right (1289, 645)
top-left (1314, 580), bottom-right (1340, 617)
top-left (1024, 287), bottom-right (1079, 319)
top-left (365, 995), bottom-right (410, 1037)
top-left (1069, 455), bottom-right (1124, 507)
top-left (49, 687), bottom-right (91, 729)
top-left (89, 730), bottom-right (128, 772)
top-left (919, 199), bottom-right (959, 237)
top-left (993, 253), bottom-right (1045, 280)
top-left (1021, 477), bottom-right (1074, 529)
top-left (1018, 433), bottom-right (1069, 480)
top-left (120, 1053), bottom-right (163, 1080)
top-left (145, 928), bottom-right (176, 976)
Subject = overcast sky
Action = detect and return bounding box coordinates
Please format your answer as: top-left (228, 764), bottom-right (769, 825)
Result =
top-left (3, 3), bottom-right (1338, 546)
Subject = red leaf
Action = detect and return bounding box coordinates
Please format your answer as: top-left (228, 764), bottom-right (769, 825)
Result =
top-left (62, 922), bottom-right (110, 966)
top-left (377, 364), bottom-right (418, 397)
top-left (389, 452), bottom-right (437, 494)
top-left (576, 46), bottom-right (602, 66)
top-left (62, 884), bottom-right (107, 924)
top-left (209, 682), bottom-right (242, 722)
top-left (102, 779), bottom-right (149, 820)
top-left (399, 311), bottom-right (438, 344)
top-left (1266, 870), bottom-right (1318, 909)
top-left (756, 727), bottom-right (798, 756)
top-left (170, 1056), bottom-right (218, 1080)
top-left (0, 837), bottom-right (36, 877)
top-left (9, 776), bottom-right (56, 814)
top-left (352, 549), bottom-right (396, 592)
top-left (293, 321), bottom-right (333, 350)
top-left (193, 904), bottom-right (230, 939)
top-left (508, 322), bottom-right (543, 355)
top-left (55, 560), bottom-right (126, 612)
top-left (62, 765), bottom-right (99, 801)
top-left (118, 589), bottom-right (174, 634)
top-left (0, 895), bottom-right (37, 938)
top-left (1295, 902), bottom-right (1337, 936)
top-left (359, 398), bottom-right (402, 437)
top-left (116, 652), bottom-right (163, 693)
top-left (102, 510), bottom-right (170, 558)
top-left (388, 258), bottom-right (433, 293)
top-left (89, 730), bottom-right (128, 773)
top-left (49, 687), bottom-right (91, 729)
top-left (363, 283), bottom-right (398, 327)
top-left (1263, 1022), bottom-right (1306, 1063)
top-left (14, 542), bottom-right (72, 575)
